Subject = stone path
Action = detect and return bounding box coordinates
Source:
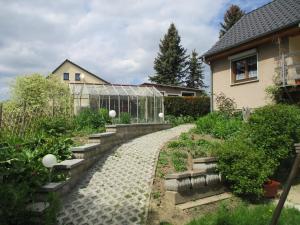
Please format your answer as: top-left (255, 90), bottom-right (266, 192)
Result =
top-left (57, 124), bottom-right (194, 225)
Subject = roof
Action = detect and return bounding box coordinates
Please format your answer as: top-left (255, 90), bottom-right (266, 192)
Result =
top-left (204, 0), bottom-right (300, 58)
top-left (140, 82), bottom-right (203, 92)
top-left (52, 59), bottom-right (110, 84)
top-left (69, 83), bottom-right (162, 97)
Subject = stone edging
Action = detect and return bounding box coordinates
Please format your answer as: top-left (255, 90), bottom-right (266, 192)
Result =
top-left (37, 123), bottom-right (172, 201)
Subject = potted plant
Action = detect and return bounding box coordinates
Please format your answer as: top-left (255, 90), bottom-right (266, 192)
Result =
top-left (263, 179), bottom-right (280, 198)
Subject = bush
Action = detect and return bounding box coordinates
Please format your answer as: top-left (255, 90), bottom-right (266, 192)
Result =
top-left (217, 104), bottom-right (300, 197)
top-left (0, 136), bottom-right (72, 224)
top-left (75, 108), bottom-right (106, 130)
top-left (37, 116), bottom-right (75, 136)
top-left (165, 115), bottom-right (195, 126)
top-left (217, 138), bottom-right (275, 197)
top-left (120, 112), bottom-right (131, 124)
top-left (99, 108), bottom-right (111, 124)
top-left (196, 112), bottom-right (242, 139)
top-left (215, 92), bottom-right (236, 116)
top-left (164, 96), bottom-right (210, 118)
top-left (246, 104), bottom-right (300, 163)
top-left (187, 203), bottom-right (300, 225)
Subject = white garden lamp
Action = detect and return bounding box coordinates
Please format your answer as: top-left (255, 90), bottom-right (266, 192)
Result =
top-left (159, 112), bottom-right (164, 118)
top-left (42, 154), bottom-right (57, 168)
top-left (109, 110), bottom-right (116, 118)
top-left (42, 154), bottom-right (57, 182)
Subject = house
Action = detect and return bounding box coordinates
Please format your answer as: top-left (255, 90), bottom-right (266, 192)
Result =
top-left (52, 59), bottom-right (110, 85)
top-left (140, 83), bottom-right (204, 97)
top-left (203, 0), bottom-right (300, 110)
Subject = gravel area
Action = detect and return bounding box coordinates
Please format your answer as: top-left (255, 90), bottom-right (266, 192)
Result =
top-left (57, 124), bottom-right (194, 225)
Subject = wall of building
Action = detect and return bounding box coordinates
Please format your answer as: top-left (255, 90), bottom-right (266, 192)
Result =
top-left (211, 40), bottom-right (287, 109)
top-left (52, 61), bottom-right (107, 84)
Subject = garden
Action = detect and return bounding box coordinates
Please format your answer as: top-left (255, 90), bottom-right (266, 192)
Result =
top-left (148, 93), bottom-right (300, 225)
top-left (0, 74), bottom-right (121, 225)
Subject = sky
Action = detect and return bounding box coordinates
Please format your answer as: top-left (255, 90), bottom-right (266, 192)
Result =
top-left (0, 0), bottom-right (270, 100)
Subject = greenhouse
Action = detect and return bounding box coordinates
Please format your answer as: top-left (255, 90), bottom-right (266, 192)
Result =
top-left (69, 83), bottom-right (164, 123)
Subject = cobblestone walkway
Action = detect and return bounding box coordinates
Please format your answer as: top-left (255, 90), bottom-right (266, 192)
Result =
top-left (58, 124), bottom-right (194, 225)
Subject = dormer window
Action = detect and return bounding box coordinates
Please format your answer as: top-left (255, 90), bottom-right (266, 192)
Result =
top-left (75, 73), bottom-right (81, 81)
top-left (63, 73), bottom-right (69, 80)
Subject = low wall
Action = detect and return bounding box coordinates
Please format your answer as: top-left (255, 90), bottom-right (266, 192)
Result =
top-left (164, 157), bottom-right (226, 205)
top-left (38, 123), bottom-right (172, 200)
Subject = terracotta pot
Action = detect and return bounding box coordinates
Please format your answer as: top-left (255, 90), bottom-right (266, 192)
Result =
top-left (295, 79), bottom-right (300, 85)
top-left (263, 180), bottom-right (280, 198)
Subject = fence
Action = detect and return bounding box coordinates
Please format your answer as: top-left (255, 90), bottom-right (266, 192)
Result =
top-left (0, 101), bottom-right (73, 139)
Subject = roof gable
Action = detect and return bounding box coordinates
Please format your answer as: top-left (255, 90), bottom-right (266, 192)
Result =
top-left (52, 59), bottom-right (110, 84)
top-left (204, 0), bottom-right (300, 58)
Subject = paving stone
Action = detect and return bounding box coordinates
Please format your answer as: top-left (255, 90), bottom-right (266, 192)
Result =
top-left (58, 124), bottom-right (194, 225)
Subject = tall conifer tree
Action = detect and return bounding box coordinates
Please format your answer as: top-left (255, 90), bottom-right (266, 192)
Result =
top-left (219, 5), bottom-right (245, 38)
top-left (185, 50), bottom-right (205, 89)
top-left (150, 23), bottom-right (188, 85)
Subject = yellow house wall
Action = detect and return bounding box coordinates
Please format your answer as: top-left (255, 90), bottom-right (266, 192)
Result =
top-left (52, 61), bottom-right (107, 84)
top-left (211, 41), bottom-right (282, 110)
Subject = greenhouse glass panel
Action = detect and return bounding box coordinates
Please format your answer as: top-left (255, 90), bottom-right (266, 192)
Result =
top-left (70, 83), bottom-right (164, 123)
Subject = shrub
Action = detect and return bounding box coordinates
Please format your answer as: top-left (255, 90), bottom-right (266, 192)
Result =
top-left (164, 96), bottom-right (210, 118)
top-left (187, 203), bottom-right (300, 225)
top-left (196, 112), bottom-right (242, 139)
top-left (217, 104), bottom-right (300, 197)
top-left (75, 108), bottom-right (106, 130)
top-left (217, 138), bottom-right (275, 197)
top-left (0, 136), bottom-right (72, 224)
top-left (245, 104), bottom-right (300, 163)
top-left (165, 115), bottom-right (194, 126)
top-left (120, 112), bottom-right (131, 124)
top-left (215, 92), bottom-right (237, 116)
top-left (99, 108), bottom-right (111, 124)
top-left (37, 116), bottom-right (75, 136)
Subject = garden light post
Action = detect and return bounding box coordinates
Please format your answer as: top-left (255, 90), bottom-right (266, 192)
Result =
top-left (270, 143), bottom-right (300, 225)
top-left (42, 154), bottom-right (57, 182)
top-left (109, 110), bottom-right (116, 124)
top-left (159, 112), bottom-right (164, 122)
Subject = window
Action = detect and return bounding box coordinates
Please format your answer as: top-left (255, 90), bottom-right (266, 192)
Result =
top-left (75, 73), bottom-right (81, 81)
top-left (181, 91), bottom-right (195, 96)
top-left (231, 55), bottom-right (257, 83)
top-left (63, 73), bottom-right (69, 80)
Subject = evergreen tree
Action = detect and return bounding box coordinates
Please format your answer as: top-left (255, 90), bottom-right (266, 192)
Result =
top-left (150, 23), bottom-right (188, 85)
top-left (185, 50), bottom-right (205, 89)
top-left (219, 5), bottom-right (245, 38)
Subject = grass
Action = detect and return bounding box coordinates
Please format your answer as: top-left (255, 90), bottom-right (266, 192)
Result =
top-left (186, 203), bottom-right (300, 225)
top-left (171, 150), bottom-right (188, 172)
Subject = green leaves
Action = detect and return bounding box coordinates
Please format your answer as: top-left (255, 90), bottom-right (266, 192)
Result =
top-left (186, 50), bottom-right (205, 89)
top-left (196, 112), bottom-right (242, 139)
top-left (219, 5), bottom-right (245, 38)
top-left (150, 23), bottom-right (188, 85)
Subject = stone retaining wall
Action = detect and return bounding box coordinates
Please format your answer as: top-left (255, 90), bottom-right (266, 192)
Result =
top-left (38, 123), bottom-right (172, 200)
top-left (164, 157), bottom-right (226, 205)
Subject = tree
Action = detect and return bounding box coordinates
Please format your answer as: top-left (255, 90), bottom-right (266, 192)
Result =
top-left (10, 74), bottom-right (72, 115)
top-left (150, 23), bottom-right (188, 85)
top-left (219, 5), bottom-right (245, 38)
top-left (185, 50), bottom-right (205, 89)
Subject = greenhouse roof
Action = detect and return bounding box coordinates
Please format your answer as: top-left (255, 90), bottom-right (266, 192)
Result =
top-left (69, 83), bottom-right (163, 97)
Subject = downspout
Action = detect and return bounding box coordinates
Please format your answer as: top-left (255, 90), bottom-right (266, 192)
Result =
top-left (209, 62), bottom-right (214, 112)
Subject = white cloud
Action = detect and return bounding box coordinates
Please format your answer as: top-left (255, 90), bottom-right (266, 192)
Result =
top-left (0, 0), bottom-right (269, 100)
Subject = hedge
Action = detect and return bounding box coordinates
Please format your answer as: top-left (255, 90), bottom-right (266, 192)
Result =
top-left (164, 96), bottom-right (210, 118)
